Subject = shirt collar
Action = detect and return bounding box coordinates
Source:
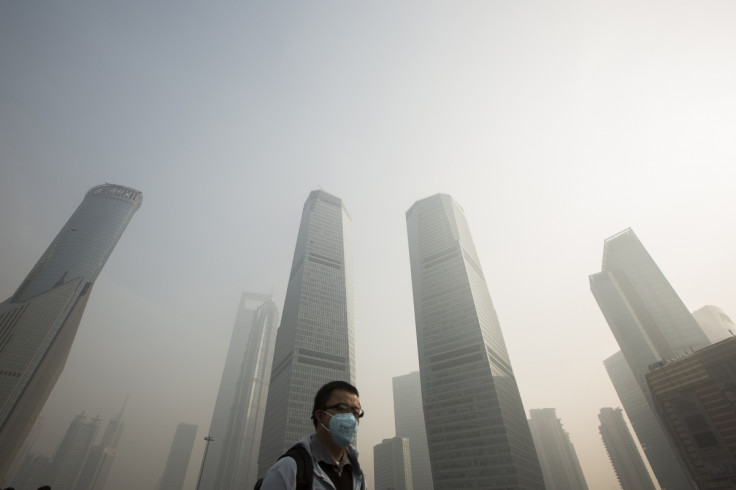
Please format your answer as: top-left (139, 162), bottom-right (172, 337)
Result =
top-left (309, 434), bottom-right (351, 469)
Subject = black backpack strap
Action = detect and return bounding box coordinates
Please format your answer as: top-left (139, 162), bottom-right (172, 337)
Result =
top-left (280, 444), bottom-right (313, 490)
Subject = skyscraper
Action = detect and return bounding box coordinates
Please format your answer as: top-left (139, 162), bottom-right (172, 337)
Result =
top-left (527, 408), bottom-right (589, 490)
top-left (198, 293), bottom-right (279, 490)
top-left (159, 423), bottom-right (198, 490)
top-left (3, 416), bottom-right (44, 485)
top-left (373, 437), bottom-right (413, 490)
top-left (590, 228), bottom-right (710, 379)
top-left (598, 407), bottom-right (657, 490)
top-left (46, 413), bottom-right (101, 490)
top-left (406, 194), bottom-right (544, 489)
top-left (590, 227), bottom-right (703, 489)
top-left (392, 371), bottom-right (433, 490)
top-left (0, 183), bottom-right (142, 479)
top-left (646, 337), bottom-right (736, 488)
top-left (75, 397), bottom-right (127, 490)
top-left (604, 350), bottom-right (682, 488)
top-left (692, 305), bottom-right (736, 344)
top-left (258, 190), bottom-right (354, 475)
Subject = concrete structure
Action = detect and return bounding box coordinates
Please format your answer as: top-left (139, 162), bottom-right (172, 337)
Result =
top-left (590, 227), bottom-right (703, 489)
top-left (0, 184), bottom-right (142, 479)
top-left (373, 437), bottom-right (413, 490)
top-left (392, 371), bottom-right (433, 490)
top-left (406, 194), bottom-right (544, 489)
top-left (258, 190), bottom-right (355, 475)
top-left (47, 413), bottom-right (101, 490)
top-left (199, 293), bottom-right (279, 490)
top-left (528, 408), bottom-right (589, 490)
top-left (598, 407), bottom-right (657, 490)
top-left (647, 337), bottom-right (736, 489)
top-left (159, 423), bottom-right (198, 490)
top-left (693, 305), bottom-right (736, 345)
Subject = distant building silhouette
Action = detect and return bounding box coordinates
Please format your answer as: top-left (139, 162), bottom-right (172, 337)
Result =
top-left (0, 184), bottom-right (142, 479)
top-left (373, 437), bottom-right (413, 490)
top-left (406, 194), bottom-right (544, 489)
top-left (46, 413), bottom-right (100, 490)
top-left (257, 190), bottom-right (355, 475)
top-left (647, 336), bottom-right (736, 488)
top-left (528, 408), bottom-right (588, 490)
top-left (392, 371), bottom-right (433, 490)
top-left (3, 416), bottom-right (44, 485)
top-left (603, 350), bottom-right (680, 488)
top-left (598, 407), bottom-right (657, 490)
top-left (693, 305), bottom-right (736, 344)
top-left (198, 293), bottom-right (279, 490)
top-left (590, 228), bottom-right (702, 489)
top-left (75, 397), bottom-right (127, 490)
top-left (10, 453), bottom-right (50, 490)
top-left (159, 423), bottom-right (198, 490)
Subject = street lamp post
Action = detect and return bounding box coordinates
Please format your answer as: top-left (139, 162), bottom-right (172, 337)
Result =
top-left (195, 436), bottom-right (214, 490)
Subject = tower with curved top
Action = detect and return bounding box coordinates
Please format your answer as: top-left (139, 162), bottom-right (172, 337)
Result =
top-left (0, 184), bottom-right (142, 480)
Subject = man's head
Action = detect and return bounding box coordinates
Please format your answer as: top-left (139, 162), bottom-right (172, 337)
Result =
top-left (311, 380), bottom-right (361, 429)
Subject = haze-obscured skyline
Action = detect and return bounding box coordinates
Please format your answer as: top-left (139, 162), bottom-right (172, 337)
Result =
top-left (1, 2), bottom-right (735, 489)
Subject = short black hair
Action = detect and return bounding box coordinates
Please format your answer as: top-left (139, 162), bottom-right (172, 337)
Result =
top-left (311, 380), bottom-right (359, 428)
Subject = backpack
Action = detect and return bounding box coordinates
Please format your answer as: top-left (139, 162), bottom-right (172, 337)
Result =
top-left (253, 444), bottom-right (313, 490)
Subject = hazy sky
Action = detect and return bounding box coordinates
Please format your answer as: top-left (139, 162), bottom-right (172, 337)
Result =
top-left (1, 1), bottom-right (735, 489)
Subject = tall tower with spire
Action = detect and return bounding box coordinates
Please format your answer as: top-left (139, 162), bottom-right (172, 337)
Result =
top-left (46, 412), bottom-right (101, 490)
top-left (0, 184), bottom-right (142, 479)
top-left (75, 396), bottom-right (128, 490)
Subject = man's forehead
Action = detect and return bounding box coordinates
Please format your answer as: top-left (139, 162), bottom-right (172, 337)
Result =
top-left (327, 389), bottom-right (360, 405)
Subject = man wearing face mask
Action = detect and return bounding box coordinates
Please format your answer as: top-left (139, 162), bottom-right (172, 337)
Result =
top-left (258, 380), bottom-right (367, 490)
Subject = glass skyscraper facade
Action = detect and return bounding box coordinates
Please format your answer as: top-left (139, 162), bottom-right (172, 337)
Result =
top-left (373, 437), bottom-right (413, 490)
top-left (591, 228), bottom-right (704, 489)
top-left (159, 422), bottom-right (198, 490)
top-left (393, 371), bottom-right (433, 490)
top-left (591, 228), bottom-right (710, 377)
top-left (199, 293), bottom-right (279, 490)
top-left (257, 190), bottom-right (354, 475)
top-left (528, 408), bottom-right (589, 490)
top-left (46, 413), bottom-right (100, 490)
top-left (0, 184), bottom-right (141, 480)
top-left (406, 194), bottom-right (544, 489)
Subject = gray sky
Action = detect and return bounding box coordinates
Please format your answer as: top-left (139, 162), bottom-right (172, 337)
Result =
top-left (1, 1), bottom-right (735, 489)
